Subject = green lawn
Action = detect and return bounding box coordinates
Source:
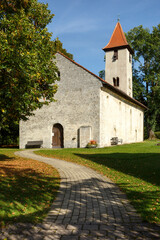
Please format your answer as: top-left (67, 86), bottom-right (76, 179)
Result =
top-left (36, 141), bottom-right (160, 224)
top-left (0, 149), bottom-right (60, 227)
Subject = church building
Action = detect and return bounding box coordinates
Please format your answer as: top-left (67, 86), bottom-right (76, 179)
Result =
top-left (19, 22), bottom-right (147, 149)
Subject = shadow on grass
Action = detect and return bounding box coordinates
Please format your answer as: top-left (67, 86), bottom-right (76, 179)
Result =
top-left (0, 145), bottom-right (19, 149)
top-left (0, 165), bottom-right (60, 226)
top-left (117, 182), bottom-right (160, 222)
top-left (74, 153), bottom-right (160, 187)
top-left (0, 154), bottom-right (14, 161)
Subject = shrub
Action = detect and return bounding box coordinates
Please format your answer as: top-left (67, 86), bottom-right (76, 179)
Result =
top-left (0, 122), bottom-right (19, 146)
top-left (144, 127), bottom-right (149, 139)
top-left (155, 131), bottom-right (160, 139)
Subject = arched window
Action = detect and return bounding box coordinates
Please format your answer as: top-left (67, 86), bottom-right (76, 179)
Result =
top-left (129, 53), bottom-right (132, 63)
top-left (117, 77), bottom-right (119, 86)
top-left (113, 77), bottom-right (116, 86)
top-left (113, 77), bottom-right (120, 87)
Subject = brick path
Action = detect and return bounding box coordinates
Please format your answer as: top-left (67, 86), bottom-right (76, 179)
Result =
top-left (1, 149), bottom-right (160, 240)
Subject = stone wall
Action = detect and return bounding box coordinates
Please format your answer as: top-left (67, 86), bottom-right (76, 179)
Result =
top-left (19, 53), bottom-right (102, 149)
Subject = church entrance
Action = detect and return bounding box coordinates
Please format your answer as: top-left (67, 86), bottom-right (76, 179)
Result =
top-left (52, 124), bottom-right (64, 148)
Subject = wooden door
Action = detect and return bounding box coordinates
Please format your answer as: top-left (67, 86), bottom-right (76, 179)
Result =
top-left (52, 124), bottom-right (63, 148)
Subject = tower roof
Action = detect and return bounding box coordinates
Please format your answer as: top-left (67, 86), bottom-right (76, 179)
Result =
top-left (103, 22), bottom-right (133, 54)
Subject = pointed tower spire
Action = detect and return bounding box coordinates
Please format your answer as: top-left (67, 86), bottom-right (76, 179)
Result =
top-left (103, 22), bottom-right (133, 54)
top-left (103, 22), bottom-right (133, 97)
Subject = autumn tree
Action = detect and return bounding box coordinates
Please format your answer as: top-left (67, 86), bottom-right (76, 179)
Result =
top-left (0, 0), bottom-right (59, 130)
top-left (126, 24), bottom-right (160, 136)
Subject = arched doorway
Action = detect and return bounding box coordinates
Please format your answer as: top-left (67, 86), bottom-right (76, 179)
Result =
top-left (52, 124), bottom-right (64, 148)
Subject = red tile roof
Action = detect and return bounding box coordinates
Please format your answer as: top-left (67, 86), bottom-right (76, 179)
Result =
top-left (57, 51), bottom-right (147, 110)
top-left (103, 22), bottom-right (133, 54)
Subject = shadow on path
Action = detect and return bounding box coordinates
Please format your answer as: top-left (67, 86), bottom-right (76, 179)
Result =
top-left (1, 150), bottom-right (159, 239)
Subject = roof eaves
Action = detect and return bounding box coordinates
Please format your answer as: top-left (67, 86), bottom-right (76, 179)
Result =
top-left (56, 51), bottom-right (147, 110)
top-left (103, 45), bottom-right (134, 55)
top-left (102, 81), bottom-right (148, 110)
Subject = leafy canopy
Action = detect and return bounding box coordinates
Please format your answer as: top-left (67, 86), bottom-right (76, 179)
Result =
top-left (126, 24), bottom-right (160, 132)
top-left (0, 0), bottom-right (59, 128)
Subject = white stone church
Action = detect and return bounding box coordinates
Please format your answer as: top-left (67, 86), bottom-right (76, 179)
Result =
top-left (19, 22), bottom-right (147, 149)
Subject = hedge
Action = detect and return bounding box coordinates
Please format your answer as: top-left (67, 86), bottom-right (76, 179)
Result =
top-left (155, 131), bottom-right (160, 139)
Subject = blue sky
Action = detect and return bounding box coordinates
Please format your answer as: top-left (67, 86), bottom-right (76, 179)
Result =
top-left (39, 0), bottom-right (160, 76)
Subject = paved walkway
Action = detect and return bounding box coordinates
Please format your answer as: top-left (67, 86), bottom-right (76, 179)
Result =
top-left (1, 150), bottom-right (160, 240)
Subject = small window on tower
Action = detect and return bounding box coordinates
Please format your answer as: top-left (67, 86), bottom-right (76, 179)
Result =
top-left (117, 77), bottom-right (119, 87)
top-left (113, 50), bottom-right (118, 61)
top-left (113, 78), bottom-right (116, 86)
top-left (129, 53), bottom-right (132, 63)
top-left (113, 77), bottom-right (119, 87)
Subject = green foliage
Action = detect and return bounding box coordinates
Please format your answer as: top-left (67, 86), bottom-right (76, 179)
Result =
top-left (53, 37), bottom-right (73, 59)
top-left (155, 132), bottom-right (160, 139)
top-left (144, 126), bottom-right (149, 140)
top-left (132, 68), bottom-right (145, 103)
top-left (0, 0), bottom-right (59, 128)
top-left (99, 70), bottom-right (105, 79)
top-left (0, 121), bottom-right (19, 146)
top-left (126, 24), bottom-right (160, 132)
top-left (36, 141), bottom-right (160, 224)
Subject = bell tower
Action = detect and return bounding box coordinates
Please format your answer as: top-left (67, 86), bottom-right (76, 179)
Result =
top-left (103, 22), bottom-right (133, 97)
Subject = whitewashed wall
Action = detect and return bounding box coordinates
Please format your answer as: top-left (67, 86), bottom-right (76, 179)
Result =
top-left (105, 48), bottom-right (133, 97)
top-left (99, 88), bottom-right (144, 147)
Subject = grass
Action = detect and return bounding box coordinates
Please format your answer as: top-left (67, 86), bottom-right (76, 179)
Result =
top-left (0, 149), bottom-right (60, 227)
top-left (36, 141), bottom-right (160, 224)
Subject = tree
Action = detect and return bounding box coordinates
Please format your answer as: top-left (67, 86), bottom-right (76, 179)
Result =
top-left (126, 24), bottom-right (160, 136)
top-left (53, 38), bottom-right (73, 60)
top-left (0, 0), bottom-right (59, 129)
top-left (99, 70), bottom-right (105, 80)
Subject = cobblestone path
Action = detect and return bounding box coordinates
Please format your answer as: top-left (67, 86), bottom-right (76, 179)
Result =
top-left (0, 150), bottom-right (160, 240)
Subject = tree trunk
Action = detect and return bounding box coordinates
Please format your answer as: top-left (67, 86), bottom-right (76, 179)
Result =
top-left (149, 129), bottom-right (156, 140)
